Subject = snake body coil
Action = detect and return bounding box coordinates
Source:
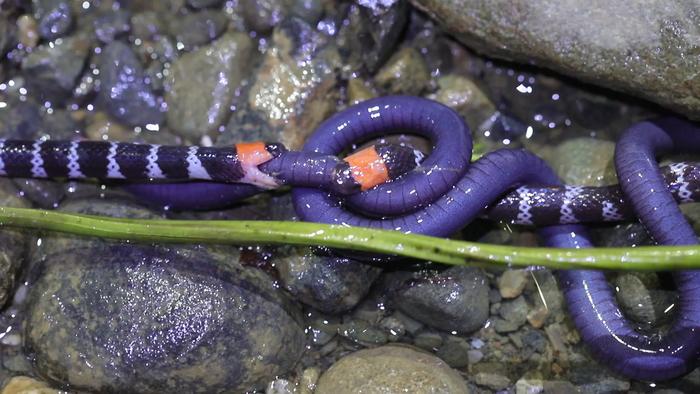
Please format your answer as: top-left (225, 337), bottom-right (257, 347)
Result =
top-left (0, 96), bottom-right (699, 381)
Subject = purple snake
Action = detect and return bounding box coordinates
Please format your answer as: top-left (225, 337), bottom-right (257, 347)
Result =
top-left (0, 96), bottom-right (699, 380)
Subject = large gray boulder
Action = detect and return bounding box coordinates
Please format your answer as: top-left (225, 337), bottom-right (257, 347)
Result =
top-left (410, 0), bottom-right (700, 119)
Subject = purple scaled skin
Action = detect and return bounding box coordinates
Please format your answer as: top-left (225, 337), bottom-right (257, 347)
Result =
top-left (558, 118), bottom-right (700, 381)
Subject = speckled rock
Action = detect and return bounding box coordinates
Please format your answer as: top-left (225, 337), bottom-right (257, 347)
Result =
top-left (277, 248), bottom-right (381, 314)
top-left (410, 0), bottom-right (700, 119)
top-left (222, 17), bottom-right (340, 149)
top-left (335, 1), bottom-right (408, 73)
top-left (165, 31), bottom-right (252, 141)
top-left (21, 34), bottom-right (91, 103)
top-left (169, 10), bottom-right (228, 50)
top-left (551, 137), bottom-right (617, 186)
top-left (98, 41), bottom-right (165, 127)
top-left (31, 0), bottom-right (73, 39)
top-left (391, 267), bottom-right (489, 334)
top-left (0, 179), bottom-right (29, 309)
top-left (374, 46), bottom-right (430, 95)
top-left (315, 345), bottom-right (469, 394)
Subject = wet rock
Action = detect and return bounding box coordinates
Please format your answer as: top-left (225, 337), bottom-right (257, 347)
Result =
top-left (337, 319), bottom-right (388, 345)
top-left (374, 46), bottom-right (430, 95)
top-left (169, 10), bottom-right (228, 50)
top-left (315, 345), bottom-right (469, 394)
top-left (614, 273), bottom-right (676, 326)
top-left (241, 0), bottom-right (290, 33)
top-left (336, 1), bottom-right (408, 73)
top-left (551, 137), bottom-right (616, 186)
top-left (0, 179), bottom-right (30, 309)
top-left (475, 372), bottom-right (511, 391)
top-left (21, 34), bottom-right (91, 104)
top-left (16, 15), bottom-right (40, 49)
top-left (32, 0), bottom-right (73, 39)
top-left (391, 267), bottom-right (489, 334)
top-left (131, 12), bottom-right (165, 40)
top-left (430, 74), bottom-right (496, 130)
top-left (594, 222), bottom-right (653, 247)
top-left (0, 376), bottom-right (59, 394)
top-left (227, 18), bottom-right (339, 149)
top-left (25, 244), bottom-right (305, 393)
top-left (98, 41), bottom-right (165, 127)
top-left (498, 296), bottom-right (529, 328)
top-left (94, 10), bottom-right (131, 43)
top-left (0, 16), bottom-right (14, 56)
top-left (166, 31), bottom-right (252, 141)
top-left (346, 77), bottom-right (377, 105)
top-left (410, 0), bottom-right (700, 119)
top-left (436, 335), bottom-right (471, 368)
top-left (187, 0), bottom-right (224, 8)
top-left (0, 100), bottom-right (77, 208)
top-left (498, 269), bottom-right (529, 299)
top-left (278, 248), bottom-right (381, 314)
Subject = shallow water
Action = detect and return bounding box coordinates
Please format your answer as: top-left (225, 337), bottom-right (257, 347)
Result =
top-left (0, 0), bottom-right (698, 393)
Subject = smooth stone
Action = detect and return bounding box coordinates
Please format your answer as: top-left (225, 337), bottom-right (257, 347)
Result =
top-left (130, 12), bottom-right (165, 40)
top-left (98, 41), bottom-right (165, 127)
top-left (337, 320), bottom-right (388, 345)
top-left (166, 31), bottom-right (252, 141)
top-left (430, 74), bottom-right (496, 130)
top-left (614, 273), bottom-right (675, 326)
top-left (315, 345), bottom-right (469, 394)
top-left (335, 1), bottom-right (408, 72)
top-left (374, 46), bottom-right (430, 95)
top-left (277, 248), bottom-right (381, 314)
top-left (227, 17), bottom-right (339, 149)
top-left (474, 372), bottom-right (511, 391)
top-left (410, 0), bottom-right (700, 120)
top-left (32, 0), bottom-right (72, 39)
top-left (94, 10), bottom-right (131, 43)
top-left (391, 267), bottom-right (489, 334)
top-left (240, 0), bottom-right (290, 33)
top-left (0, 376), bottom-right (59, 394)
top-left (346, 78), bottom-right (377, 105)
top-left (25, 244), bottom-right (305, 393)
top-left (551, 137), bottom-right (617, 186)
top-left (498, 296), bottom-right (529, 329)
top-left (436, 335), bottom-right (471, 368)
top-left (0, 179), bottom-right (29, 309)
top-left (187, 0), bottom-right (224, 8)
top-left (169, 10), bottom-right (228, 50)
top-left (21, 34), bottom-right (91, 104)
top-left (16, 15), bottom-right (39, 49)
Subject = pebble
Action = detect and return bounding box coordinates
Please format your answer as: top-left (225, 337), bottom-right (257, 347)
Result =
top-left (315, 345), bottom-right (469, 394)
top-left (498, 269), bottom-right (529, 299)
top-left (413, 331), bottom-right (443, 351)
top-left (169, 10), bottom-right (228, 50)
top-left (32, 0), bottom-right (73, 39)
top-left (166, 31), bottom-right (252, 141)
top-left (551, 137), bottom-right (617, 186)
top-left (337, 319), bottom-right (388, 345)
top-left (375, 46), bottom-right (430, 95)
top-left (614, 273), bottom-right (675, 325)
top-left (0, 376), bottom-right (59, 394)
top-left (391, 267), bottom-right (489, 334)
top-left (16, 15), bottom-right (39, 49)
top-left (474, 372), bottom-right (511, 391)
top-left (98, 41), bottom-right (165, 127)
top-left (21, 34), bottom-right (91, 103)
top-left (436, 335), bottom-right (471, 368)
top-left (0, 180), bottom-right (29, 309)
top-left (94, 10), bottom-right (131, 43)
top-left (277, 248), bottom-right (381, 314)
top-left (431, 74), bottom-right (496, 129)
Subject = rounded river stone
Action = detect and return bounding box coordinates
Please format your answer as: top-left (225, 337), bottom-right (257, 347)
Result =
top-left (315, 345), bottom-right (469, 394)
top-left (25, 244), bottom-right (305, 393)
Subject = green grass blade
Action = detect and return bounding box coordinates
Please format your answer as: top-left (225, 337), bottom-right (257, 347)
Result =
top-left (1, 206), bottom-right (699, 271)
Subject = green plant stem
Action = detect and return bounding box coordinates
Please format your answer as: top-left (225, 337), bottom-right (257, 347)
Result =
top-left (1, 206), bottom-right (699, 271)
